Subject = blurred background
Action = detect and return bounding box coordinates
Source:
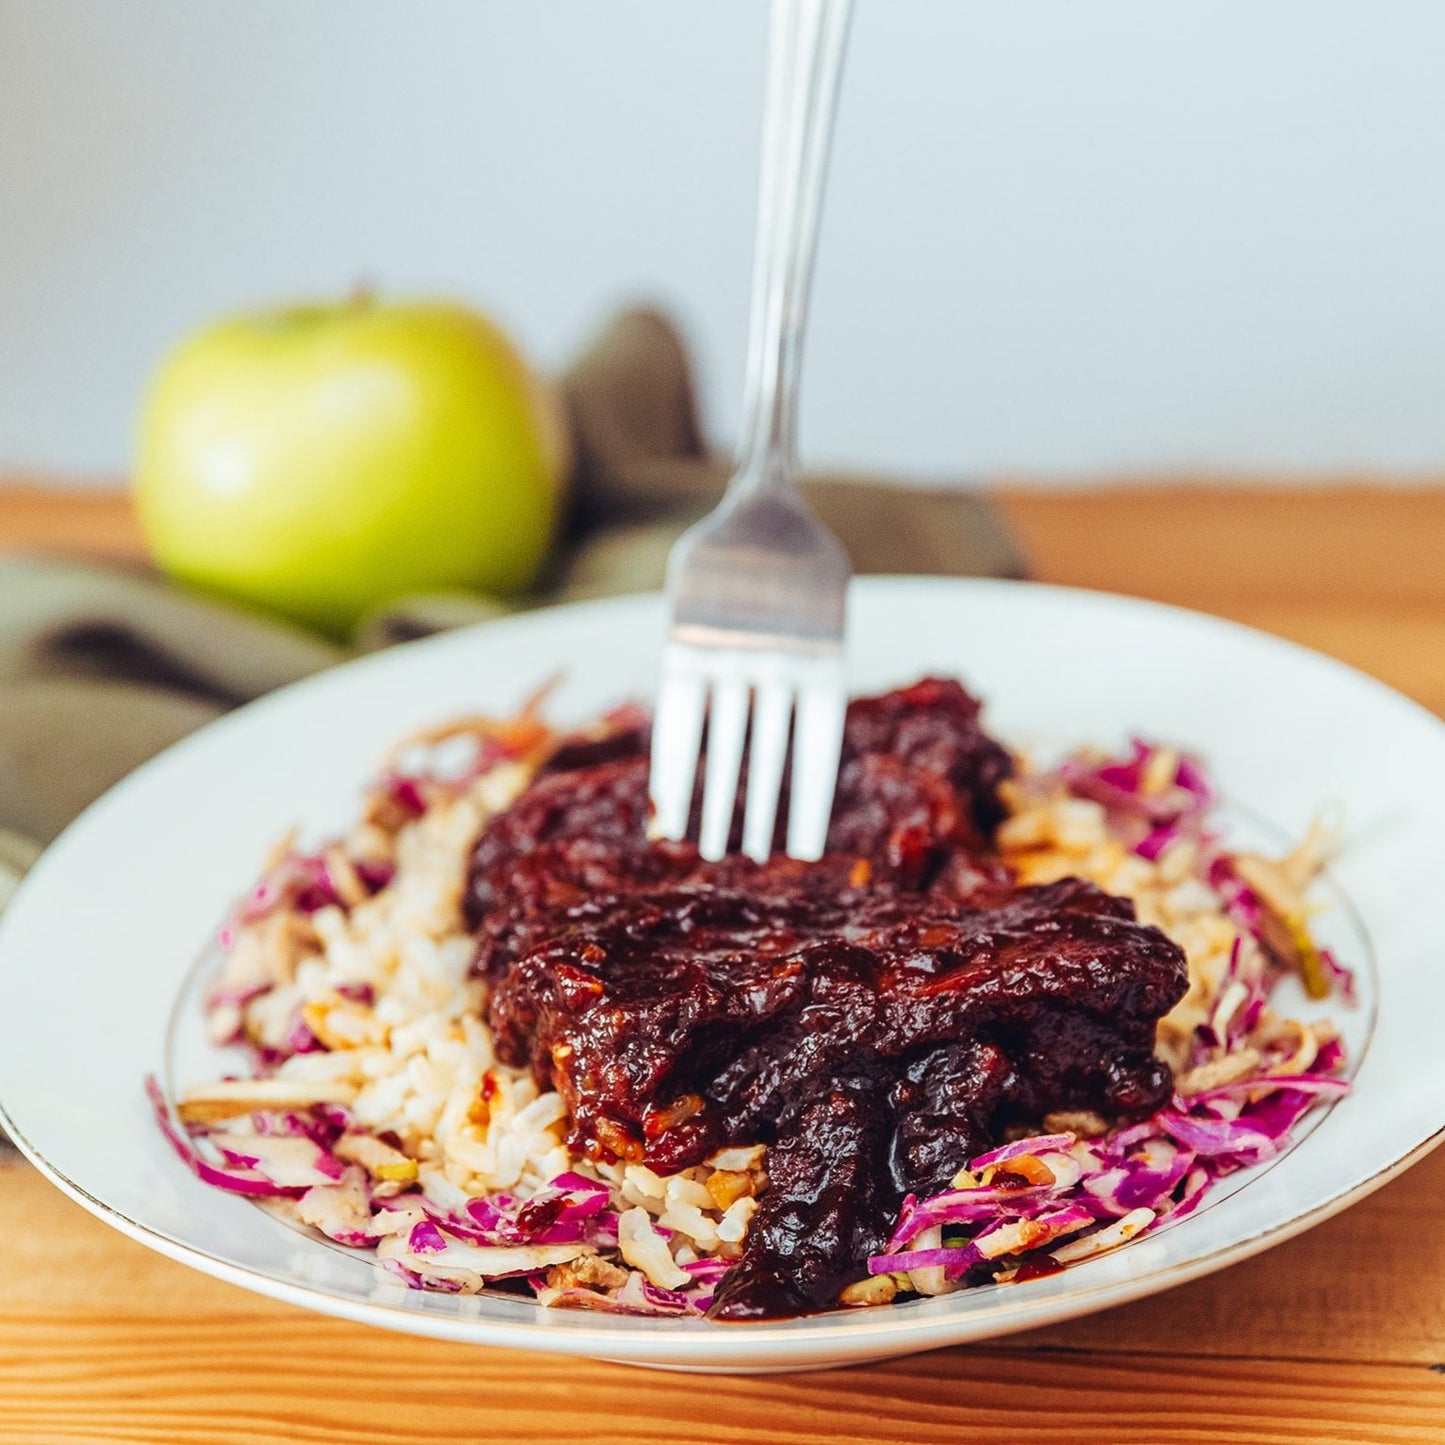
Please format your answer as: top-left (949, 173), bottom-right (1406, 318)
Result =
top-left (6, 0), bottom-right (1445, 485)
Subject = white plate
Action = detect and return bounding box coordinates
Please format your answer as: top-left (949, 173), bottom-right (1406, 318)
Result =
top-left (1, 578), bottom-right (1442, 1374)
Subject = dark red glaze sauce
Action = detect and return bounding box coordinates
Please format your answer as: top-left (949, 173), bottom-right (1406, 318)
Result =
top-left (464, 679), bottom-right (1187, 1320)
top-left (1013, 1255), bottom-right (1066, 1283)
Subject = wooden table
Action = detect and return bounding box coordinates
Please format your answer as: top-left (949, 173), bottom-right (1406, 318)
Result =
top-left (2, 483), bottom-right (1443, 1444)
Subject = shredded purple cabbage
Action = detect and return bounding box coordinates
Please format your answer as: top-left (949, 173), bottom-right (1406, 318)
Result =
top-left (163, 732), bottom-right (1355, 1317)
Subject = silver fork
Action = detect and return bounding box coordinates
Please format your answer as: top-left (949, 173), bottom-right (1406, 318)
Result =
top-left (649, 0), bottom-right (854, 865)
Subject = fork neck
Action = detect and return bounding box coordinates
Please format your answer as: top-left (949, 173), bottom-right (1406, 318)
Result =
top-left (731, 0), bottom-right (853, 502)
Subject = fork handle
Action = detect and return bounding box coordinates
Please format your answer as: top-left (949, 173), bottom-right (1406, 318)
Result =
top-left (732, 0), bottom-right (853, 497)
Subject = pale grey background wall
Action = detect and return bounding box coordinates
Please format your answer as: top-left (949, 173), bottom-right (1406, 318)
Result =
top-left (3, 0), bottom-right (1445, 483)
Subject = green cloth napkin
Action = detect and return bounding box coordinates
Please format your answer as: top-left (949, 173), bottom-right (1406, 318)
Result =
top-left (0, 307), bottom-right (1024, 885)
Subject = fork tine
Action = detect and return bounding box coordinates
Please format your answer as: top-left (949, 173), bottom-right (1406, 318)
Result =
top-left (785, 668), bottom-right (846, 861)
top-left (742, 677), bottom-right (793, 862)
top-left (698, 673), bottom-right (750, 861)
top-left (649, 655), bottom-right (707, 842)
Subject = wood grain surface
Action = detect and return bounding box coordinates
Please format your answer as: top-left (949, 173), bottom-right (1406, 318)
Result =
top-left (2, 480), bottom-right (1444, 1443)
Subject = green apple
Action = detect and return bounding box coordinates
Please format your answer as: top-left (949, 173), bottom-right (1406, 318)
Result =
top-left (135, 295), bottom-right (568, 635)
